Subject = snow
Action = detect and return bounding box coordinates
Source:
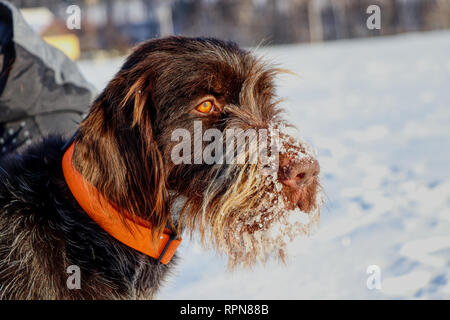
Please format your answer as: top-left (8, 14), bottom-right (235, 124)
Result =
top-left (382, 271), bottom-right (432, 297)
top-left (77, 30), bottom-right (450, 299)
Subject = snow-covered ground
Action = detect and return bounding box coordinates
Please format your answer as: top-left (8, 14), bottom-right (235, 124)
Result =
top-left (78, 30), bottom-right (450, 299)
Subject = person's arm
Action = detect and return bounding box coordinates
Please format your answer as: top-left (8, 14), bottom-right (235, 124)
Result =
top-left (0, 1), bottom-right (96, 156)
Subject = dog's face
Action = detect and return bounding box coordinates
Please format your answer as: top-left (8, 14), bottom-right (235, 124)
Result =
top-left (77, 37), bottom-right (322, 267)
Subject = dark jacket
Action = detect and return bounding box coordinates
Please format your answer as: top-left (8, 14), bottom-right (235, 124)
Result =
top-left (0, 1), bottom-right (96, 156)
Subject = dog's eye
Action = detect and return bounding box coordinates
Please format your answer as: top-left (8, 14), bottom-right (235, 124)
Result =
top-left (195, 100), bottom-right (214, 114)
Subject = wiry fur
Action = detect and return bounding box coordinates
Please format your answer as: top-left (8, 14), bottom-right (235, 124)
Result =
top-left (0, 137), bottom-right (174, 299)
top-left (0, 37), bottom-right (320, 299)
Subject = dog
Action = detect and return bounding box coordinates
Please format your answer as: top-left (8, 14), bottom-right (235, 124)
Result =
top-left (0, 37), bottom-right (321, 299)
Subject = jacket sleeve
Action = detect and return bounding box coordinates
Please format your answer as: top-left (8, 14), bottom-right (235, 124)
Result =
top-left (0, 1), bottom-right (97, 156)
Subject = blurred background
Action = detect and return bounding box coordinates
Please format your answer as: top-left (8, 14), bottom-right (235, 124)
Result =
top-left (7, 0), bottom-right (450, 299)
top-left (10, 0), bottom-right (450, 60)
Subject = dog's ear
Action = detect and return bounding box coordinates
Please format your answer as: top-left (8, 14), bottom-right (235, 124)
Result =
top-left (75, 54), bottom-right (172, 242)
top-left (118, 75), bottom-right (171, 237)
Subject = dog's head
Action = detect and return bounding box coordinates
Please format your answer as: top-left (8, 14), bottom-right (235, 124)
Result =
top-left (76, 37), bottom-right (322, 267)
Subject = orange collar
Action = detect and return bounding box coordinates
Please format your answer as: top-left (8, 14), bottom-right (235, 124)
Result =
top-left (62, 143), bottom-right (181, 264)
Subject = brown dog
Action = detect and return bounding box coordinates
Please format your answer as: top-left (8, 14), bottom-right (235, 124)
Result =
top-left (0, 37), bottom-right (321, 299)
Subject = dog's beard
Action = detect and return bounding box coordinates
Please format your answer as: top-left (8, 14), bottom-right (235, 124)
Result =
top-left (217, 164), bottom-right (322, 269)
top-left (174, 125), bottom-right (323, 268)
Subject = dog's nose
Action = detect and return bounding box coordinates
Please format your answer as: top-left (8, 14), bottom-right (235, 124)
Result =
top-left (279, 158), bottom-right (320, 190)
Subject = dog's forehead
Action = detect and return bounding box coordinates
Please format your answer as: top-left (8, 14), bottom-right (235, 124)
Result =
top-left (166, 50), bottom-right (276, 107)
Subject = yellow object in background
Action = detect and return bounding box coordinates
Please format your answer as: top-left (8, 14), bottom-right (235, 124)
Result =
top-left (43, 34), bottom-right (80, 61)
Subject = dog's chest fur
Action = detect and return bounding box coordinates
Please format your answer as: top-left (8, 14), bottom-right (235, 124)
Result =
top-left (0, 136), bottom-right (175, 299)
